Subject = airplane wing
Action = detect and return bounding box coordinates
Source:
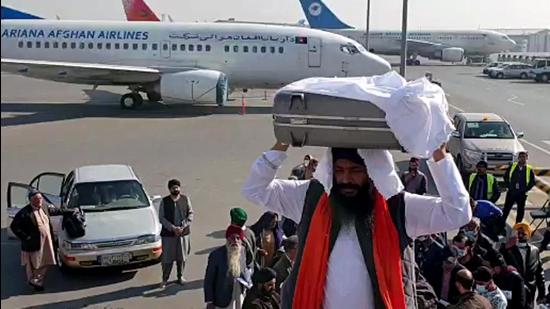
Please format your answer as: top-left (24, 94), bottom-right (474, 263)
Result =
top-left (1, 58), bottom-right (161, 85)
top-left (406, 39), bottom-right (449, 53)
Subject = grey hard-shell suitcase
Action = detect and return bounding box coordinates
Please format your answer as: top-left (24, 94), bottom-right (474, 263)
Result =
top-left (273, 91), bottom-right (402, 149)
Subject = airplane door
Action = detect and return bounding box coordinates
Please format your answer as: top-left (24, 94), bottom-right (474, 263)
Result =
top-left (308, 38), bottom-right (322, 67)
top-left (161, 40), bottom-right (171, 58)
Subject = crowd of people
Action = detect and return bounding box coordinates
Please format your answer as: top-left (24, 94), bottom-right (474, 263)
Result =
top-left (201, 149), bottom-right (548, 309)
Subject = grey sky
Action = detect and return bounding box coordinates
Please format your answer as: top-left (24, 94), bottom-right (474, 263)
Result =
top-left (3, 0), bottom-right (549, 30)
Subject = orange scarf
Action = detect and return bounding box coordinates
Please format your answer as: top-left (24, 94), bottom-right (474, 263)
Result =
top-left (293, 190), bottom-right (406, 309)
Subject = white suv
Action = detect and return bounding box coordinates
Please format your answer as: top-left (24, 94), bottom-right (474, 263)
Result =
top-left (7, 164), bottom-right (162, 269)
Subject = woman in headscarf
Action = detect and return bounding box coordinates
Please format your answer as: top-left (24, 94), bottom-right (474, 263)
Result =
top-left (250, 212), bottom-right (284, 268)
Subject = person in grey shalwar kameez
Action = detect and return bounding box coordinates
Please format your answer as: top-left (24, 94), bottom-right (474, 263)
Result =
top-left (159, 179), bottom-right (194, 288)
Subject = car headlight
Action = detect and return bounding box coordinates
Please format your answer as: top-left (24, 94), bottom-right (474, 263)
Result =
top-left (63, 240), bottom-right (97, 250)
top-left (135, 234), bottom-right (160, 245)
top-left (464, 149), bottom-right (483, 162)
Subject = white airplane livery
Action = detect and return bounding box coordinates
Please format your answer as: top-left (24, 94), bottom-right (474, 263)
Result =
top-left (1, 20), bottom-right (391, 109)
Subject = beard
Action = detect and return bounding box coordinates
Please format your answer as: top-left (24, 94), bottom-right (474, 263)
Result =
top-left (227, 244), bottom-right (242, 278)
top-left (330, 180), bottom-right (374, 226)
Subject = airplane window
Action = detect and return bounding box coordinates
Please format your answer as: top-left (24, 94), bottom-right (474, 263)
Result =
top-left (197, 45), bottom-right (202, 52)
top-left (233, 45), bottom-right (238, 52)
top-left (26, 41), bottom-right (32, 48)
top-left (44, 42), bottom-right (49, 49)
top-left (270, 46), bottom-right (275, 53)
top-left (279, 47), bottom-right (284, 54)
top-left (35, 41), bottom-right (41, 48)
top-left (243, 46), bottom-right (249, 53)
top-left (62, 42), bottom-right (67, 49)
top-left (340, 44), bottom-right (359, 55)
top-left (97, 43), bottom-right (102, 49)
top-left (133, 43), bottom-right (138, 50)
top-left (18, 41), bottom-right (23, 48)
top-left (224, 46), bottom-right (229, 52)
top-left (53, 42), bottom-right (59, 48)
top-left (163, 43), bottom-right (168, 51)
top-left (261, 46), bottom-right (266, 53)
top-left (71, 42), bottom-right (76, 49)
top-left (253, 46), bottom-right (258, 53)
top-left (180, 44), bottom-right (186, 51)
top-left (89, 42), bottom-right (94, 49)
top-left (106, 42), bottom-right (111, 49)
top-left (206, 45), bottom-right (211, 52)
top-left (123, 43), bottom-right (129, 50)
top-left (152, 43), bottom-right (158, 50)
top-left (189, 44), bottom-right (194, 51)
top-left (79, 42), bottom-right (85, 49)
top-left (115, 43), bottom-right (120, 50)
top-left (172, 44), bottom-right (177, 51)
top-left (142, 43), bottom-right (147, 50)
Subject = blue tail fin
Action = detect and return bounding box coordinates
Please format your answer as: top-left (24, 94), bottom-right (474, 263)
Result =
top-left (298, 0), bottom-right (352, 29)
top-left (1, 6), bottom-right (43, 20)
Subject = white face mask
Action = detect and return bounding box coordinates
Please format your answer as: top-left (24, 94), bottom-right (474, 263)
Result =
top-left (476, 284), bottom-right (487, 294)
top-left (517, 242), bottom-right (528, 248)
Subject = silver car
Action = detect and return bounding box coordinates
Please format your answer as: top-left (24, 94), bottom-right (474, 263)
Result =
top-left (7, 164), bottom-right (162, 269)
top-left (490, 63), bottom-right (533, 79)
top-left (448, 113), bottom-right (525, 176)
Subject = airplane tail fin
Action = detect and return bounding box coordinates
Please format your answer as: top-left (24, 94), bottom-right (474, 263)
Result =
top-left (298, 0), bottom-right (352, 29)
top-left (1, 6), bottom-right (43, 20)
top-left (121, 0), bottom-right (160, 22)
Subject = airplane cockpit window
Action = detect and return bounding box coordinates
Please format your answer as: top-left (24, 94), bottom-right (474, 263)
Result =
top-left (340, 43), bottom-right (360, 55)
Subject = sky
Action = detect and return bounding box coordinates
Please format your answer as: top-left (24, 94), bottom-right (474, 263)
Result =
top-left (2, 0), bottom-right (549, 30)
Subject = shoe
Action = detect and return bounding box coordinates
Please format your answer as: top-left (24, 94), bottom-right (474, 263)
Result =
top-left (159, 281), bottom-right (167, 289)
top-left (29, 282), bottom-right (44, 292)
top-left (177, 277), bottom-right (186, 285)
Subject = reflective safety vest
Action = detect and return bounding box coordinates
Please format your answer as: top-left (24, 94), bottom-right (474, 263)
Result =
top-left (469, 173), bottom-right (495, 200)
top-left (509, 163), bottom-right (532, 185)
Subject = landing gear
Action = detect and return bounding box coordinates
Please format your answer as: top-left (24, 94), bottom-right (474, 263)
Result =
top-left (120, 92), bottom-right (143, 109)
top-left (146, 91), bottom-right (162, 102)
top-left (406, 58), bottom-right (421, 66)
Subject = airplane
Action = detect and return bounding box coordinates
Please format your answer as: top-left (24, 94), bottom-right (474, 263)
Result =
top-left (1, 6), bottom-right (43, 20)
top-left (1, 19), bottom-right (391, 109)
top-left (298, 0), bottom-right (517, 64)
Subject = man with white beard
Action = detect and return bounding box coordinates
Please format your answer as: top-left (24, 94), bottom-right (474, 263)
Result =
top-left (205, 225), bottom-right (252, 309)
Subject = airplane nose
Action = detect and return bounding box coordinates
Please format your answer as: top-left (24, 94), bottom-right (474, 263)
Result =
top-left (366, 52), bottom-right (392, 75)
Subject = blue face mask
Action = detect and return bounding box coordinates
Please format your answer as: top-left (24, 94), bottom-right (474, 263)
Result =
top-left (464, 230), bottom-right (478, 240)
top-left (476, 284), bottom-right (487, 294)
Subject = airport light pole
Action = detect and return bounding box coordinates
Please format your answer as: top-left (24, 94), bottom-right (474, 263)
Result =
top-left (365, 0), bottom-right (371, 51)
top-left (399, 0), bottom-right (408, 77)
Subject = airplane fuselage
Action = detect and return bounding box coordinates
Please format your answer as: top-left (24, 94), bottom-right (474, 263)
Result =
top-left (1, 20), bottom-right (391, 89)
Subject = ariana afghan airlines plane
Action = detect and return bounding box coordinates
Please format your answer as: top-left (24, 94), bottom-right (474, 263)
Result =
top-left (1, 20), bottom-right (391, 109)
top-left (299, 0), bottom-right (517, 64)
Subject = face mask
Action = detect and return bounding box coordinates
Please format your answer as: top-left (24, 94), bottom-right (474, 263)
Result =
top-left (517, 242), bottom-right (528, 247)
top-left (464, 230), bottom-right (478, 241)
top-left (452, 246), bottom-right (467, 258)
top-left (476, 284), bottom-right (487, 294)
top-left (304, 159), bottom-right (310, 167)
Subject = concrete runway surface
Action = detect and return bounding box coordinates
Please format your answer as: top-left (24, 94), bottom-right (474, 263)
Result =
top-left (1, 65), bottom-right (549, 308)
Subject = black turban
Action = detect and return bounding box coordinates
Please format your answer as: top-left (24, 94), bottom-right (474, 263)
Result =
top-left (252, 267), bottom-right (277, 284)
top-left (167, 179), bottom-right (181, 189)
top-left (332, 148), bottom-right (365, 167)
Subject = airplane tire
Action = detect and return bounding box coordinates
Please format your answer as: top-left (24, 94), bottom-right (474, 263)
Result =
top-left (120, 93), bottom-right (143, 109)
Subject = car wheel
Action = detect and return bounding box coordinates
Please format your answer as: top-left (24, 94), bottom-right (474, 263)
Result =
top-left (542, 74), bottom-right (549, 83)
top-left (497, 73), bottom-right (504, 79)
top-left (414, 60), bottom-right (421, 66)
top-left (520, 73), bottom-right (528, 79)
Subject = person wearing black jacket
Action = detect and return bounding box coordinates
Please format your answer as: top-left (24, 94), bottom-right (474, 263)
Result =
top-left (502, 152), bottom-right (535, 224)
top-left (10, 189), bottom-right (74, 291)
top-left (500, 223), bottom-right (546, 308)
top-left (491, 255), bottom-right (526, 309)
top-left (468, 161), bottom-right (500, 203)
top-left (460, 218), bottom-right (502, 264)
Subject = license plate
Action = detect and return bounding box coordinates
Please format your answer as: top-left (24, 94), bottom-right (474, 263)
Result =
top-left (99, 253), bottom-right (131, 266)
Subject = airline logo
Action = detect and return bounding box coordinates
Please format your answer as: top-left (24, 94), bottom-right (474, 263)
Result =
top-left (308, 2), bottom-right (322, 16)
top-left (1, 28), bottom-right (150, 40)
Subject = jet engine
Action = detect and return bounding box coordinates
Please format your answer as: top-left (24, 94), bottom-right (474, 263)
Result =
top-left (440, 47), bottom-right (464, 62)
top-left (160, 70), bottom-right (228, 106)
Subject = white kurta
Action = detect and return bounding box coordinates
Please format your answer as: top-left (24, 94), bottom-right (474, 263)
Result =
top-left (241, 150), bottom-right (471, 309)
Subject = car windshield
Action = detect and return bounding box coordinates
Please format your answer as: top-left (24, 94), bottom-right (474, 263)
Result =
top-left (463, 121), bottom-right (514, 139)
top-left (68, 180), bottom-right (149, 210)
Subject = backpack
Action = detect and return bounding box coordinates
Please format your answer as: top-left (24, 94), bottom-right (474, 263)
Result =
top-left (62, 210), bottom-right (86, 238)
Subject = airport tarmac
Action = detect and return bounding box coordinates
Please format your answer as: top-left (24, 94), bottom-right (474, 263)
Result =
top-left (1, 65), bottom-right (549, 308)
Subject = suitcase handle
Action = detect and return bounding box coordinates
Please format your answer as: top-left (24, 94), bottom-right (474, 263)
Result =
top-left (290, 131), bottom-right (308, 147)
top-left (289, 93), bottom-right (306, 111)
